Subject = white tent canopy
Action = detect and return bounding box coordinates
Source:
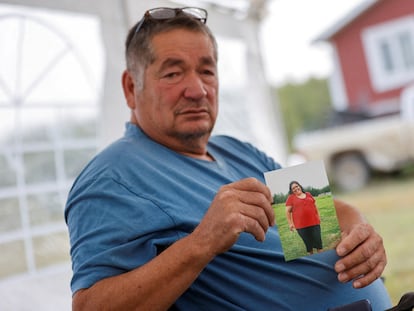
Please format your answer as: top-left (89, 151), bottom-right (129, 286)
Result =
top-left (0, 0), bottom-right (287, 309)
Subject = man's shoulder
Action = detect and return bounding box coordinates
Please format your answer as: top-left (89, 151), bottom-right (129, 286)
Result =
top-left (209, 134), bottom-right (260, 157)
top-left (209, 135), bottom-right (252, 149)
top-left (209, 135), bottom-right (280, 170)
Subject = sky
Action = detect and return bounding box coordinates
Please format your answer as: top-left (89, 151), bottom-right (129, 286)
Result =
top-left (260, 0), bottom-right (365, 85)
top-left (264, 160), bottom-right (330, 194)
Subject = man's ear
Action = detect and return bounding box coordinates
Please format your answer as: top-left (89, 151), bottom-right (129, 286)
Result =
top-left (122, 70), bottom-right (136, 109)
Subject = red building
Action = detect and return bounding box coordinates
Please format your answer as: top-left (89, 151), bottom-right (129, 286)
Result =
top-left (316, 0), bottom-right (414, 117)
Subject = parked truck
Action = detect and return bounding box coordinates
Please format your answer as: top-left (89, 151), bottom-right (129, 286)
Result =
top-left (292, 85), bottom-right (414, 192)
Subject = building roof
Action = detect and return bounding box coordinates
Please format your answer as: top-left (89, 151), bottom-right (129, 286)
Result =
top-left (314, 0), bottom-right (379, 42)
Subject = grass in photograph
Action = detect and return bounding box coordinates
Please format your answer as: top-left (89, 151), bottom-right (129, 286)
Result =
top-left (274, 194), bottom-right (341, 261)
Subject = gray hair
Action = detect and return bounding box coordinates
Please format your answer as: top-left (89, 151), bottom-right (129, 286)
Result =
top-left (125, 11), bottom-right (218, 89)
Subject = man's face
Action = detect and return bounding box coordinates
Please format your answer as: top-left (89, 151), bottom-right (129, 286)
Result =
top-left (131, 28), bottom-right (218, 153)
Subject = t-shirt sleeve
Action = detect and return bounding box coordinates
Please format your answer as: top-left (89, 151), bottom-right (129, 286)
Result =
top-left (307, 192), bottom-right (315, 203)
top-left (65, 176), bottom-right (177, 294)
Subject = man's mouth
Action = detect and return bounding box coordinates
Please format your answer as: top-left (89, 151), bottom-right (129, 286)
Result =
top-left (177, 107), bottom-right (209, 116)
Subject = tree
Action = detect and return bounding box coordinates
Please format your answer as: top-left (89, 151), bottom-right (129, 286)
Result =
top-left (272, 77), bottom-right (332, 151)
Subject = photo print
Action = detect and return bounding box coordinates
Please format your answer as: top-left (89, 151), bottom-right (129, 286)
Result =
top-left (264, 160), bottom-right (341, 261)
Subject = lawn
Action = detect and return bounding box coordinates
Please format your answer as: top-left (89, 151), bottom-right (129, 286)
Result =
top-left (336, 173), bottom-right (414, 306)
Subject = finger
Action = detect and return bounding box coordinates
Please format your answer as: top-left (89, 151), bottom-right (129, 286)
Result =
top-left (336, 246), bottom-right (385, 282)
top-left (212, 186), bottom-right (271, 239)
top-left (229, 179), bottom-right (274, 226)
top-left (336, 223), bottom-right (372, 257)
top-left (232, 178), bottom-right (273, 203)
top-left (351, 260), bottom-right (386, 288)
top-left (238, 201), bottom-right (273, 235)
top-left (336, 225), bottom-right (383, 273)
top-left (239, 192), bottom-right (275, 227)
top-left (240, 213), bottom-right (267, 242)
top-left (336, 237), bottom-right (378, 273)
top-left (338, 253), bottom-right (386, 288)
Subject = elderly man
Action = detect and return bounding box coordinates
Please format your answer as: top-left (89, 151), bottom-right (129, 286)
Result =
top-left (65, 7), bottom-right (391, 310)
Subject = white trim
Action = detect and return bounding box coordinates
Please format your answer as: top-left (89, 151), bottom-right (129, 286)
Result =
top-left (329, 44), bottom-right (348, 111)
top-left (314, 0), bottom-right (378, 42)
top-left (401, 83), bottom-right (414, 120)
top-left (362, 15), bottom-right (414, 92)
top-left (0, 6), bottom-right (102, 279)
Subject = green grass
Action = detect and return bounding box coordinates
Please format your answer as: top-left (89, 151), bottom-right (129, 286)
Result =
top-left (337, 174), bottom-right (414, 305)
top-left (274, 194), bottom-right (341, 261)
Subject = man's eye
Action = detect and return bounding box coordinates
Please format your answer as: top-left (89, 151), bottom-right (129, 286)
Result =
top-left (161, 71), bottom-right (183, 84)
top-left (202, 69), bottom-right (216, 76)
top-left (164, 72), bottom-right (180, 78)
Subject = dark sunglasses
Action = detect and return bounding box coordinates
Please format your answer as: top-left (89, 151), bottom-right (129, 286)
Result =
top-left (133, 7), bottom-right (207, 37)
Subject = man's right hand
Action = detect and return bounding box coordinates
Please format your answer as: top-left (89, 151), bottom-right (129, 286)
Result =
top-left (73, 178), bottom-right (275, 311)
top-left (191, 177), bottom-right (275, 257)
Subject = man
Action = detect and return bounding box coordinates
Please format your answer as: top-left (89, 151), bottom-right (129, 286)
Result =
top-left (65, 7), bottom-right (391, 310)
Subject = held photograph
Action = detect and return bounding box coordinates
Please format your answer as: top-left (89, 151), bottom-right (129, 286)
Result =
top-left (264, 160), bottom-right (341, 261)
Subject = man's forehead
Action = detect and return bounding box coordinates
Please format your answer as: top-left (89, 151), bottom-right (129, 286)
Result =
top-left (150, 37), bottom-right (216, 69)
top-left (158, 55), bottom-right (216, 68)
top-left (151, 29), bottom-right (215, 58)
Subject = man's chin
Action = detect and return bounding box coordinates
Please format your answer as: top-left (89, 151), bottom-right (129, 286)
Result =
top-left (173, 125), bottom-right (213, 141)
top-left (178, 130), bottom-right (211, 140)
top-left (181, 121), bottom-right (214, 134)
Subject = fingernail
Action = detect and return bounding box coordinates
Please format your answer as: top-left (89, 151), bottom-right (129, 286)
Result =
top-left (338, 272), bottom-right (348, 282)
top-left (337, 246), bottom-right (346, 256)
top-left (336, 263), bottom-right (345, 273)
top-left (353, 281), bottom-right (361, 288)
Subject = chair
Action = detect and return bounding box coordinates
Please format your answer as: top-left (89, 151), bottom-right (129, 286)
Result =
top-left (386, 292), bottom-right (414, 311)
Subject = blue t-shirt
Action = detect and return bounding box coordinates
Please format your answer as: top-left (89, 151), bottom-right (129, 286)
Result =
top-left (65, 123), bottom-right (391, 311)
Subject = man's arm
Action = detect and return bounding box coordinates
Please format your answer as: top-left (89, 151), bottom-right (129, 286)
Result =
top-left (73, 233), bottom-right (214, 311)
top-left (333, 199), bottom-right (387, 289)
top-left (73, 178), bottom-right (274, 310)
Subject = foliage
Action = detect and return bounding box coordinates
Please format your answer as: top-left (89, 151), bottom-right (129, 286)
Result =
top-left (273, 185), bottom-right (331, 204)
top-left (273, 192), bottom-right (288, 205)
top-left (272, 77), bottom-right (332, 151)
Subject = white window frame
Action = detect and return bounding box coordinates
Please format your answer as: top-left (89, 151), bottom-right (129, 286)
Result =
top-left (362, 15), bottom-right (414, 92)
top-left (0, 5), bottom-right (103, 278)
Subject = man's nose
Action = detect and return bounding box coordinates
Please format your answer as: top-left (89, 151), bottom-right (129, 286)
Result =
top-left (183, 73), bottom-right (207, 99)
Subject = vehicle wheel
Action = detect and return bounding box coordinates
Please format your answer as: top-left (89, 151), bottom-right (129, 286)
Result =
top-left (332, 153), bottom-right (371, 192)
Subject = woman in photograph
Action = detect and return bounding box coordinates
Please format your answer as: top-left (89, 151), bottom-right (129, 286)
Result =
top-left (285, 181), bottom-right (323, 255)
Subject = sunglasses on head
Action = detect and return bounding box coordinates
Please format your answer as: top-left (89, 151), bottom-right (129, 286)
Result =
top-left (127, 7), bottom-right (208, 49)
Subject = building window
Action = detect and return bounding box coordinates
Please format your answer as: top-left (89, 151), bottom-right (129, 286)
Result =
top-left (379, 40), bottom-right (394, 73)
top-left (399, 31), bottom-right (414, 70)
top-left (362, 15), bottom-right (414, 92)
top-left (0, 4), bottom-right (104, 278)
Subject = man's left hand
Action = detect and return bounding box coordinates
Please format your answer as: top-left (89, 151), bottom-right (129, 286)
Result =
top-left (334, 222), bottom-right (387, 288)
